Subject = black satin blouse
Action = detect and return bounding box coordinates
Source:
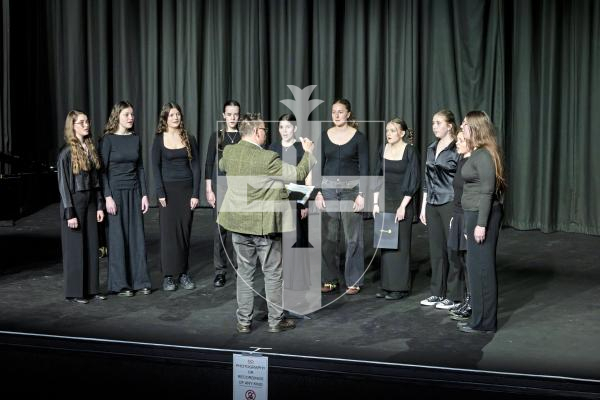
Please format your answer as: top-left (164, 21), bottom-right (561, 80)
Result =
top-left (422, 140), bottom-right (459, 205)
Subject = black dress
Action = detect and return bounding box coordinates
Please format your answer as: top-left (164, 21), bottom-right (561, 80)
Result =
top-left (152, 134), bottom-right (200, 277)
top-left (101, 133), bottom-right (151, 292)
top-left (57, 145), bottom-right (103, 299)
top-left (373, 144), bottom-right (420, 292)
top-left (204, 130), bottom-right (241, 276)
top-left (269, 140), bottom-right (310, 290)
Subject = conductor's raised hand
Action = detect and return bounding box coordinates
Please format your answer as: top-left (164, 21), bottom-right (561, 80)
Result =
top-left (299, 137), bottom-right (314, 153)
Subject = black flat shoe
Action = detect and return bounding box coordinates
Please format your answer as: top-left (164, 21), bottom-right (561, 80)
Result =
top-left (214, 274), bottom-right (226, 288)
top-left (458, 325), bottom-right (495, 334)
top-left (117, 289), bottom-right (134, 297)
top-left (66, 297), bottom-right (89, 304)
top-left (92, 294), bottom-right (107, 301)
top-left (375, 291), bottom-right (387, 299)
top-left (385, 291), bottom-right (408, 300)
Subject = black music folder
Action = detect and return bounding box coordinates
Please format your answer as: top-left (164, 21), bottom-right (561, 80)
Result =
top-left (373, 212), bottom-right (399, 249)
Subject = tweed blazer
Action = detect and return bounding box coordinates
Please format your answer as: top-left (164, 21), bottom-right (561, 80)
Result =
top-left (218, 140), bottom-right (315, 235)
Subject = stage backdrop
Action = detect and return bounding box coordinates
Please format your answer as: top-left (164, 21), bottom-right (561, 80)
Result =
top-left (1, 0), bottom-right (599, 235)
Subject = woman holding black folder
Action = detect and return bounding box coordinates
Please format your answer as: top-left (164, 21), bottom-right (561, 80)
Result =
top-left (372, 118), bottom-right (420, 300)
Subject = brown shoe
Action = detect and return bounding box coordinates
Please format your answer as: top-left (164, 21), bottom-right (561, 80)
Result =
top-left (268, 318), bottom-right (296, 333)
top-left (237, 323), bottom-right (251, 334)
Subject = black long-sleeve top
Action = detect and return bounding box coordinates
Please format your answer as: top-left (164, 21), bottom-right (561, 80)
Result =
top-left (372, 144), bottom-right (420, 209)
top-left (320, 130), bottom-right (369, 191)
top-left (269, 141), bottom-right (305, 176)
top-left (151, 134), bottom-right (200, 199)
top-left (452, 156), bottom-right (468, 214)
top-left (100, 133), bottom-right (148, 197)
top-left (56, 146), bottom-right (103, 220)
top-left (422, 139), bottom-right (458, 205)
top-left (204, 130), bottom-right (241, 187)
top-left (461, 148), bottom-right (500, 227)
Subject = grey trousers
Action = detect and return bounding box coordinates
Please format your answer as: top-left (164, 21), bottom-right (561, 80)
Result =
top-left (321, 187), bottom-right (365, 288)
top-left (232, 232), bottom-right (284, 328)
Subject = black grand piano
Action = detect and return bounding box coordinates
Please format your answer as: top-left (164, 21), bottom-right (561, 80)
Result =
top-left (0, 152), bottom-right (59, 226)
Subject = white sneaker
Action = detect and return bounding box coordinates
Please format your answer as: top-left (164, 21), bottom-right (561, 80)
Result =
top-left (435, 298), bottom-right (456, 310)
top-left (420, 295), bottom-right (443, 306)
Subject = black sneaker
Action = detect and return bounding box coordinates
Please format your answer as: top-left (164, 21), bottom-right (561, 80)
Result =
top-left (138, 287), bottom-right (152, 295)
top-left (420, 295), bottom-right (443, 306)
top-left (450, 308), bottom-right (472, 321)
top-left (435, 298), bottom-right (456, 310)
top-left (448, 302), bottom-right (464, 313)
top-left (179, 274), bottom-right (195, 290)
top-left (163, 276), bottom-right (177, 291)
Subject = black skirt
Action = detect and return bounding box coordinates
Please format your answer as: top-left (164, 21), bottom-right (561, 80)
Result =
top-left (159, 179), bottom-right (193, 276)
top-left (447, 211), bottom-right (467, 251)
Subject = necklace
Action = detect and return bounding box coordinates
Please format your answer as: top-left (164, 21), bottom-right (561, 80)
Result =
top-left (282, 140), bottom-right (296, 151)
top-left (225, 131), bottom-right (238, 143)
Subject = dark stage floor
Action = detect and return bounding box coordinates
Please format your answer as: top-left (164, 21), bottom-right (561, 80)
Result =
top-left (1, 204), bottom-right (599, 397)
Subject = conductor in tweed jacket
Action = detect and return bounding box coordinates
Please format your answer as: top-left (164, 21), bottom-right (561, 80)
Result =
top-left (218, 113), bottom-right (316, 333)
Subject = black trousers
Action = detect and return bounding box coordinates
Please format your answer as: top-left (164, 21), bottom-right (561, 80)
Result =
top-left (60, 190), bottom-right (100, 298)
top-left (380, 204), bottom-right (414, 292)
top-left (106, 187), bottom-right (151, 292)
top-left (213, 207), bottom-right (234, 275)
top-left (321, 186), bottom-right (364, 288)
top-left (464, 204), bottom-right (503, 331)
top-left (426, 202), bottom-right (463, 300)
top-left (159, 180), bottom-right (193, 277)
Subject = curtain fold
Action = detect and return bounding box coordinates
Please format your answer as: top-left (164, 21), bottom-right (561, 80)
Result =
top-left (1, 0), bottom-right (10, 173)
top-left (5, 0), bottom-right (599, 234)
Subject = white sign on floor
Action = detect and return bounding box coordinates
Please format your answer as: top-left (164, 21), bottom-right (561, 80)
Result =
top-left (233, 354), bottom-right (268, 400)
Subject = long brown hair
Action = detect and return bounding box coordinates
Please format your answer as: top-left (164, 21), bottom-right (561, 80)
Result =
top-left (388, 117), bottom-right (415, 145)
top-left (64, 110), bottom-right (101, 175)
top-left (156, 102), bottom-right (192, 160)
top-left (332, 98), bottom-right (359, 129)
top-left (464, 110), bottom-right (506, 193)
top-left (103, 100), bottom-right (134, 135)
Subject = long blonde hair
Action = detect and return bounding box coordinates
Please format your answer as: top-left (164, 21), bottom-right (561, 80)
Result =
top-left (64, 110), bottom-right (101, 175)
top-left (465, 110), bottom-right (506, 193)
top-left (156, 102), bottom-right (192, 160)
top-left (103, 100), bottom-right (134, 135)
